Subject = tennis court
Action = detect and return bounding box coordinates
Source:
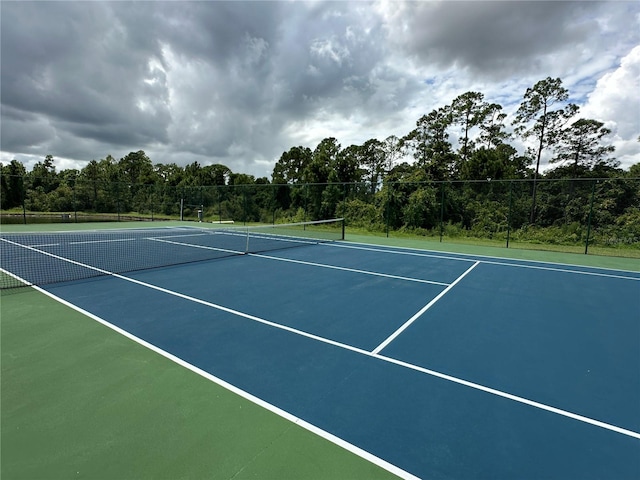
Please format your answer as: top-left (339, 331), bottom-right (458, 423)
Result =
top-left (2, 221), bottom-right (639, 479)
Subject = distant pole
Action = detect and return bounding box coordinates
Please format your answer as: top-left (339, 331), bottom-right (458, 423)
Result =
top-left (272, 185), bottom-right (276, 224)
top-left (21, 176), bottom-right (27, 224)
top-left (506, 181), bottom-right (513, 248)
top-left (385, 185), bottom-right (390, 238)
top-left (73, 185), bottom-right (78, 223)
top-left (439, 182), bottom-right (445, 242)
top-left (584, 180), bottom-right (597, 255)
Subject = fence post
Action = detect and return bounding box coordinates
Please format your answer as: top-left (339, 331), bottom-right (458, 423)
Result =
top-left (243, 186), bottom-right (248, 225)
top-left (73, 182), bottom-right (78, 223)
top-left (584, 179), bottom-right (597, 255)
top-left (506, 181), bottom-right (513, 248)
top-left (21, 176), bottom-right (27, 224)
top-left (439, 182), bottom-right (445, 242)
top-left (272, 185), bottom-right (276, 225)
top-left (385, 183), bottom-right (391, 238)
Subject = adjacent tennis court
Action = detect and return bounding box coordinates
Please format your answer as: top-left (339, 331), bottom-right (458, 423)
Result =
top-left (2, 221), bottom-right (639, 479)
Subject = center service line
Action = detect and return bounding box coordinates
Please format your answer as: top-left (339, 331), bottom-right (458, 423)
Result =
top-left (371, 261), bottom-right (480, 355)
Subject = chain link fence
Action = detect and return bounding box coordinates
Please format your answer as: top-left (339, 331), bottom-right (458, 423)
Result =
top-left (2, 174), bottom-right (639, 256)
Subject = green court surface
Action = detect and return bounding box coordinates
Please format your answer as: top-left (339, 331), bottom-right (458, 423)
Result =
top-left (1, 287), bottom-right (398, 480)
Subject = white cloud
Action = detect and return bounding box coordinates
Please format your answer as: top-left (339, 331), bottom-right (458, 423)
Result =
top-left (580, 45), bottom-right (640, 168)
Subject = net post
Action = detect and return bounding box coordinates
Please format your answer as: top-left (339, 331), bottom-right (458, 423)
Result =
top-left (341, 218), bottom-right (345, 240)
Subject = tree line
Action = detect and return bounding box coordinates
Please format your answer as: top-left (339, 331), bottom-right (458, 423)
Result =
top-left (1, 77), bottom-right (639, 248)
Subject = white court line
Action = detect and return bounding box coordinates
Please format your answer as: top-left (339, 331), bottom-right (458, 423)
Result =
top-left (20, 282), bottom-right (419, 480)
top-left (252, 253), bottom-right (450, 286)
top-left (147, 233), bottom-right (210, 240)
top-left (69, 238), bottom-right (137, 245)
top-left (5, 240), bottom-right (640, 443)
top-left (1, 266), bottom-right (34, 286)
top-left (375, 353), bottom-right (640, 440)
top-left (331, 241), bottom-right (640, 281)
top-left (217, 229), bottom-right (323, 246)
top-left (147, 237), bottom-right (244, 256)
top-left (144, 237), bottom-right (449, 286)
top-left (371, 261), bottom-right (480, 354)
top-left (479, 260), bottom-right (640, 281)
top-left (330, 242), bottom-right (476, 263)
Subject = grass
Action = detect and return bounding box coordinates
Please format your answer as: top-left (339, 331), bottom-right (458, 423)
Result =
top-left (344, 230), bottom-right (640, 272)
top-left (345, 225), bottom-right (640, 260)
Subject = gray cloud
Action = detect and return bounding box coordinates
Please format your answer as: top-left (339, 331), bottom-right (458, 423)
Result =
top-left (1, 1), bottom-right (638, 177)
top-left (390, 1), bottom-right (604, 76)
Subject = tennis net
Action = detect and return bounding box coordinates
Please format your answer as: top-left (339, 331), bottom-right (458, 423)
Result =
top-left (0, 218), bottom-right (345, 289)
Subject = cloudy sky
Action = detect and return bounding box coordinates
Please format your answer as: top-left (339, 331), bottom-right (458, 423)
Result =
top-left (1, 1), bottom-right (639, 178)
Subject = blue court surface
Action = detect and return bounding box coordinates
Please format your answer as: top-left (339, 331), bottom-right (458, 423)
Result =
top-left (4, 226), bottom-right (640, 478)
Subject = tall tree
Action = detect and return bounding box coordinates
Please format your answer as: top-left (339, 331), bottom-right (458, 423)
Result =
top-left (0, 159), bottom-right (27, 209)
top-left (201, 164), bottom-right (232, 186)
top-left (154, 163), bottom-right (184, 186)
top-left (119, 150), bottom-right (155, 186)
top-left (30, 154), bottom-right (58, 193)
top-left (460, 144), bottom-right (529, 181)
top-left (304, 138), bottom-right (341, 218)
top-left (479, 103), bottom-right (510, 148)
top-left (450, 91), bottom-right (490, 163)
top-left (550, 118), bottom-right (616, 176)
top-left (359, 138), bottom-right (386, 193)
top-left (382, 135), bottom-right (403, 173)
top-left (334, 144), bottom-right (363, 184)
top-left (304, 137), bottom-right (340, 184)
top-left (513, 77), bottom-right (578, 222)
top-left (404, 107), bottom-right (456, 181)
top-left (271, 146), bottom-right (312, 184)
